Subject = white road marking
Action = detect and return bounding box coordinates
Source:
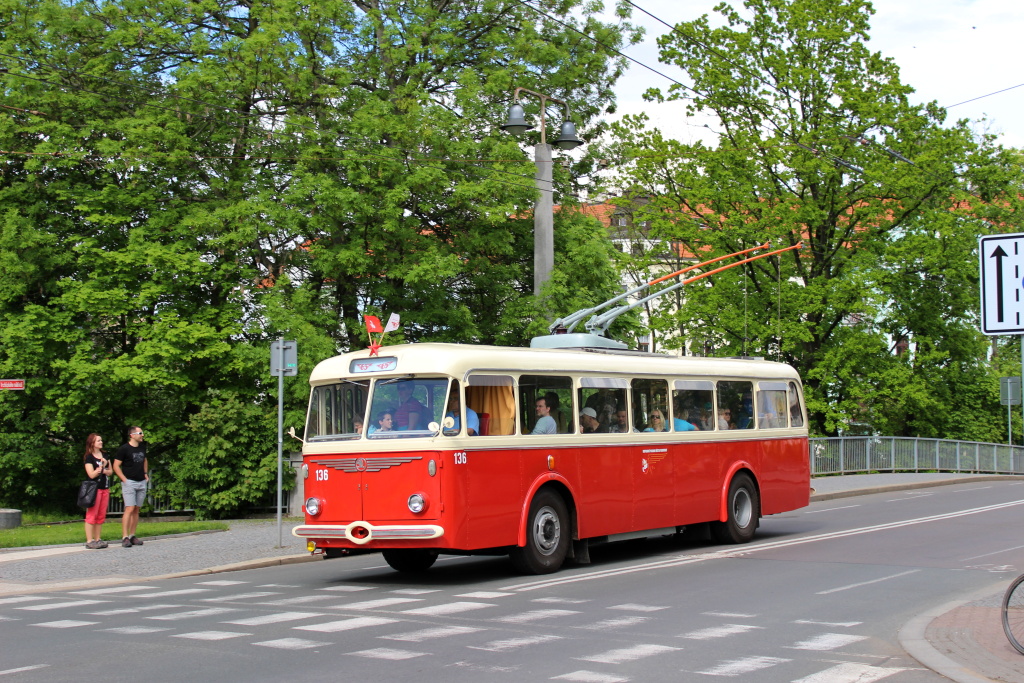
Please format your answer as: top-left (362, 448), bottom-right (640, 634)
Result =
top-left (173, 630), bottom-right (251, 640)
top-left (551, 671), bottom-right (629, 682)
top-left (703, 612), bottom-right (757, 618)
top-left (129, 588), bottom-right (211, 598)
top-left (391, 588), bottom-right (441, 595)
top-left (788, 633), bottom-right (869, 651)
top-left (87, 603), bottom-right (181, 615)
top-left (146, 607), bottom-right (237, 620)
top-left (962, 543), bottom-right (1024, 561)
top-left (502, 498), bottom-right (1024, 591)
top-left (17, 600), bottom-right (104, 611)
top-left (790, 662), bottom-right (907, 682)
top-left (69, 585), bottom-right (150, 595)
top-left (578, 617), bottom-right (650, 630)
top-left (295, 616), bottom-right (397, 632)
top-left (608, 603), bottom-right (668, 612)
top-left (0, 666), bottom-right (49, 676)
top-left (197, 580), bottom-right (248, 586)
top-left (32, 620), bottom-right (97, 628)
top-left (497, 609), bottom-right (579, 623)
top-left (696, 655), bottom-right (790, 676)
top-left (794, 619), bottom-right (862, 628)
top-left (804, 505), bottom-right (861, 514)
top-left (457, 591), bottom-right (514, 599)
top-left (816, 570), bottom-right (920, 595)
top-left (346, 648), bottom-right (427, 660)
top-left (334, 597), bottom-right (423, 610)
top-left (953, 486), bottom-right (993, 493)
top-left (201, 592), bottom-right (280, 602)
top-left (577, 644), bottom-right (681, 664)
top-left (223, 612), bottom-right (326, 626)
top-left (0, 596), bottom-right (53, 605)
top-left (401, 601), bottom-right (495, 616)
top-left (317, 585), bottom-right (375, 592)
top-left (381, 625), bottom-right (484, 642)
top-left (257, 595), bottom-right (325, 605)
top-left (533, 597), bottom-right (589, 604)
top-left (99, 626), bottom-right (170, 634)
top-left (468, 634), bottom-right (562, 651)
top-left (682, 624), bottom-right (763, 640)
top-left (253, 637), bottom-right (327, 649)
top-left (256, 584), bottom-right (298, 588)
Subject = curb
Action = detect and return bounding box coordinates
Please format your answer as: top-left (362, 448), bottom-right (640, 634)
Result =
top-left (809, 475), bottom-right (1019, 503)
top-left (899, 581), bottom-right (1006, 683)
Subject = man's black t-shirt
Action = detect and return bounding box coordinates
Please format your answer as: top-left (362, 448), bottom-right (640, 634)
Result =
top-left (114, 442), bottom-right (147, 481)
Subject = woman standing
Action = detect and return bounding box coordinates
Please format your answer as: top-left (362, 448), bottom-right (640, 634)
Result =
top-left (83, 433), bottom-right (112, 549)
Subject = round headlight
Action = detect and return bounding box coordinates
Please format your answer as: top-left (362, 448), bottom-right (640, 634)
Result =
top-left (305, 497), bottom-right (321, 516)
top-left (407, 493), bottom-right (426, 514)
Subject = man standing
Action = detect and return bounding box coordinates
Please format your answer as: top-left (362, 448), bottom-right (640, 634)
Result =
top-left (113, 427), bottom-right (148, 548)
top-left (531, 397), bottom-right (557, 435)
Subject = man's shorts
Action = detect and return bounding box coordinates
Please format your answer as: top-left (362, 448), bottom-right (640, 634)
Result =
top-left (122, 479), bottom-right (148, 508)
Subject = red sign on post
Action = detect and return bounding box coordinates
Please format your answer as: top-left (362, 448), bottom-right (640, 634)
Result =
top-left (0, 379), bottom-right (25, 390)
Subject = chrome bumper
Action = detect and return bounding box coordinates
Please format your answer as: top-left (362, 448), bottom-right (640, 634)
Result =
top-left (291, 521), bottom-right (444, 545)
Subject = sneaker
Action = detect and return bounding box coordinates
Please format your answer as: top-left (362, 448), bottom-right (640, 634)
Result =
top-left (130, 535), bottom-right (143, 546)
top-left (97, 540), bottom-right (108, 548)
top-left (122, 537), bottom-right (132, 548)
top-left (85, 540), bottom-right (100, 549)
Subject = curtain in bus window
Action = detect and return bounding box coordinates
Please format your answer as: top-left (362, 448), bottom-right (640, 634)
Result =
top-left (632, 378), bottom-right (669, 432)
top-left (717, 380), bottom-right (754, 430)
top-left (672, 380), bottom-right (714, 431)
top-left (788, 382), bottom-right (805, 428)
top-left (466, 375), bottom-right (515, 436)
top-left (519, 375), bottom-right (574, 434)
top-left (756, 382), bottom-right (789, 428)
top-left (579, 377), bottom-right (627, 434)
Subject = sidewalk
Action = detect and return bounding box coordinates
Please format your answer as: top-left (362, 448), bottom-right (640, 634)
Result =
top-left (1, 473), bottom-right (1023, 682)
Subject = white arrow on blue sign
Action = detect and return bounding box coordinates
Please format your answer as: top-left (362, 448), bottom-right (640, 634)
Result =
top-left (980, 233), bottom-right (1024, 335)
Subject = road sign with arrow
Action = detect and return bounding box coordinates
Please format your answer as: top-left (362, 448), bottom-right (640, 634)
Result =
top-left (980, 233), bottom-right (1024, 335)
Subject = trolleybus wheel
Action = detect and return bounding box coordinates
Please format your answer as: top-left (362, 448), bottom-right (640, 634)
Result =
top-left (710, 473), bottom-right (759, 544)
top-left (510, 488), bottom-right (569, 575)
top-left (382, 549), bottom-right (439, 573)
top-left (1002, 572), bottom-right (1024, 654)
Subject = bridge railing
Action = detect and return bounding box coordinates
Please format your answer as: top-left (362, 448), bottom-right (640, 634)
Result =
top-left (810, 436), bottom-right (1024, 476)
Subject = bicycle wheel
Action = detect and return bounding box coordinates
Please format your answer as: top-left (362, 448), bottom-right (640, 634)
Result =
top-left (1002, 572), bottom-right (1024, 655)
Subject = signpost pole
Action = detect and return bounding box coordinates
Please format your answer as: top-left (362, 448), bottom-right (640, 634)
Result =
top-left (277, 336), bottom-right (284, 548)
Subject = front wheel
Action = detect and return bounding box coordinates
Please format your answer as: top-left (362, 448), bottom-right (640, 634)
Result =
top-left (510, 489), bottom-right (569, 575)
top-left (1002, 572), bottom-right (1024, 654)
top-left (382, 549), bottom-right (439, 573)
top-left (710, 473), bottom-right (759, 544)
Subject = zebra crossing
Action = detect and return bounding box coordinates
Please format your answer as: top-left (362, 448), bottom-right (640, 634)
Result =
top-left (0, 580), bottom-right (924, 682)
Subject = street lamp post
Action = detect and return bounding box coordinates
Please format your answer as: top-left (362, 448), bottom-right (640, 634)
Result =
top-left (501, 87), bottom-right (583, 296)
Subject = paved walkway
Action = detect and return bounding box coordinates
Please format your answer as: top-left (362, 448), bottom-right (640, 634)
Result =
top-left (1, 473), bottom-right (1022, 682)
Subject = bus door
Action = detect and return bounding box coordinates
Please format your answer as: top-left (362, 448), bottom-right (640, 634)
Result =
top-left (576, 378), bottom-right (632, 537)
top-left (631, 379), bottom-right (675, 530)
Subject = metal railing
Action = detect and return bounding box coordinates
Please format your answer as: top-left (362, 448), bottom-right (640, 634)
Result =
top-left (810, 436), bottom-right (1024, 476)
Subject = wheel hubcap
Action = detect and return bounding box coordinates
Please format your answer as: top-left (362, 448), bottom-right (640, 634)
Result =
top-left (733, 488), bottom-right (752, 528)
top-left (533, 505), bottom-right (561, 556)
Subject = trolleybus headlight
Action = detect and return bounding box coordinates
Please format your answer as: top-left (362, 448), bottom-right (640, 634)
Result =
top-left (407, 493), bottom-right (427, 514)
top-left (305, 497), bottom-right (322, 516)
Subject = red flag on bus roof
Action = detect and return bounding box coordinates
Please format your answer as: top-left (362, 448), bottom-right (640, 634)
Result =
top-left (364, 315), bottom-right (383, 334)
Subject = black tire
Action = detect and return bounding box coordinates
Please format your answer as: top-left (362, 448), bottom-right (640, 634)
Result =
top-left (710, 473), bottom-right (759, 544)
top-left (323, 547), bottom-right (348, 559)
top-left (509, 488), bottom-right (569, 574)
top-left (382, 548), bottom-right (439, 573)
top-left (1002, 572), bottom-right (1024, 654)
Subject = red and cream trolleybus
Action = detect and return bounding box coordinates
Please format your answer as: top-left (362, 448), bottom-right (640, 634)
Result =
top-left (293, 340), bottom-right (810, 574)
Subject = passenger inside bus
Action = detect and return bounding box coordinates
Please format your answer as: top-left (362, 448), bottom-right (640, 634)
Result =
top-left (444, 384), bottom-right (479, 436)
top-left (580, 407), bottom-right (607, 433)
top-left (395, 383), bottom-right (425, 431)
top-left (718, 408), bottom-right (734, 430)
top-left (644, 409), bottom-right (669, 432)
top-left (369, 410), bottom-right (394, 434)
top-left (353, 417), bottom-right (364, 434)
top-left (608, 408), bottom-right (629, 433)
top-left (531, 397), bottom-right (558, 435)
top-left (544, 392), bottom-right (569, 433)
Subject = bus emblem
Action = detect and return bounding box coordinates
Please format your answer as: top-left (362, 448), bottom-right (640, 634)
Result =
top-left (355, 458), bottom-right (368, 472)
top-left (642, 453), bottom-right (667, 473)
top-left (310, 456), bottom-right (423, 473)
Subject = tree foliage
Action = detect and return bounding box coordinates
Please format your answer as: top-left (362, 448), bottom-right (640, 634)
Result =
top-left (0, 0), bottom-right (634, 514)
top-left (608, 0), bottom-right (1024, 436)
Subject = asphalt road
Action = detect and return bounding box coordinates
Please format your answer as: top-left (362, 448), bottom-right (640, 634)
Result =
top-left (2, 478), bottom-right (1023, 682)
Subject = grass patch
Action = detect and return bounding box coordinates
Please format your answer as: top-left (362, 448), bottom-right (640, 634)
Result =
top-left (0, 520), bottom-right (229, 549)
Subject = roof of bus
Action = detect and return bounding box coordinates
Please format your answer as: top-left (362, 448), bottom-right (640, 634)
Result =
top-left (309, 343), bottom-right (801, 385)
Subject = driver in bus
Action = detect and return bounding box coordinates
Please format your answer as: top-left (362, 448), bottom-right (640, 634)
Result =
top-left (395, 382), bottom-right (425, 431)
top-left (444, 391), bottom-right (479, 436)
top-left (531, 397), bottom-right (558, 435)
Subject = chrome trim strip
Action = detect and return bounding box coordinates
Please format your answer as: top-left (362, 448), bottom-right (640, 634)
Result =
top-left (292, 522), bottom-right (444, 545)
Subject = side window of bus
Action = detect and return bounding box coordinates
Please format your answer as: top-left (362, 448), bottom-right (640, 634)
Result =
top-left (306, 381), bottom-right (369, 439)
top-left (578, 378), bottom-right (627, 434)
top-left (672, 380), bottom-right (713, 431)
top-left (520, 375), bottom-right (574, 434)
top-left (465, 374), bottom-right (515, 436)
top-left (788, 381), bottom-right (805, 428)
top-left (632, 379), bottom-right (669, 433)
top-left (717, 380), bottom-right (754, 430)
top-left (756, 382), bottom-right (789, 429)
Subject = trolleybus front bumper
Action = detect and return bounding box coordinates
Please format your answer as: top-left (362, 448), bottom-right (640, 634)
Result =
top-left (291, 521), bottom-right (444, 545)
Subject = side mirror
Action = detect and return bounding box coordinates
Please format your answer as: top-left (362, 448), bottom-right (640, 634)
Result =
top-left (287, 426), bottom-right (304, 443)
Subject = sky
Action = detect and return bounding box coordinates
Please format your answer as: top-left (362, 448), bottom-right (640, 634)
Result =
top-left (605, 0), bottom-right (1024, 149)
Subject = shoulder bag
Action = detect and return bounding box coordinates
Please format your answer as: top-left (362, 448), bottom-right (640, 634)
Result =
top-left (77, 477), bottom-right (99, 509)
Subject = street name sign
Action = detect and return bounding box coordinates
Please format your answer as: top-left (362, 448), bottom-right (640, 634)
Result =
top-left (980, 233), bottom-right (1024, 335)
top-left (0, 379), bottom-right (25, 390)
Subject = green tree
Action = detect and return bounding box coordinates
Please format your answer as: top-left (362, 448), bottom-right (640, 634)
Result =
top-left (608, 0), bottom-right (1023, 436)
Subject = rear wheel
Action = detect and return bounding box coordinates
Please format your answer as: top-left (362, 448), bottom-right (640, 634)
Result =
top-left (1002, 572), bottom-right (1024, 654)
top-left (710, 473), bottom-right (759, 544)
top-left (382, 548), bottom-right (439, 573)
top-left (510, 489), bottom-right (569, 575)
